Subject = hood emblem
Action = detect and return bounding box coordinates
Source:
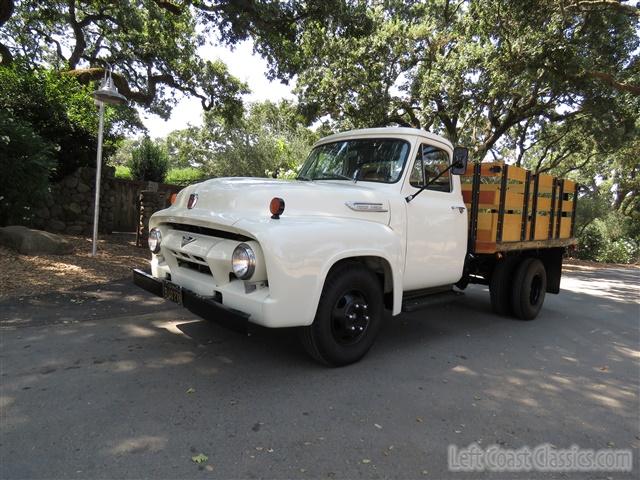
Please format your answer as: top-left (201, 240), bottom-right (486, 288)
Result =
top-left (187, 193), bottom-right (198, 209)
top-left (181, 235), bottom-right (196, 247)
top-left (345, 201), bottom-right (388, 212)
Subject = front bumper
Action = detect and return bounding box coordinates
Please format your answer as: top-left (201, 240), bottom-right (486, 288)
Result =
top-left (132, 269), bottom-right (249, 334)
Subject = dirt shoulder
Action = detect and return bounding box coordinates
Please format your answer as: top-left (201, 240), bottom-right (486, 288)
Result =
top-left (0, 233), bottom-right (150, 299)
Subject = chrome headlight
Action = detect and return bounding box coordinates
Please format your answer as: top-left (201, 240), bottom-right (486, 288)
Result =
top-left (148, 228), bottom-right (162, 253)
top-left (232, 243), bottom-right (256, 280)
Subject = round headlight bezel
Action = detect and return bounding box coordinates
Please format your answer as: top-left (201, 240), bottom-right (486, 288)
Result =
top-left (232, 243), bottom-right (256, 280)
top-left (148, 228), bottom-right (162, 254)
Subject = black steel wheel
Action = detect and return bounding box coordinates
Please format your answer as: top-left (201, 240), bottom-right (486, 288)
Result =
top-left (511, 258), bottom-right (547, 320)
top-left (330, 290), bottom-right (372, 345)
top-left (300, 263), bottom-right (384, 366)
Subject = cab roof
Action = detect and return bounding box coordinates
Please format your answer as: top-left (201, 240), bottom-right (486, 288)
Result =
top-left (315, 127), bottom-right (453, 150)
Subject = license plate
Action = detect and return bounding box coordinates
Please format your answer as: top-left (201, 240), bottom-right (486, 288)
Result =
top-left (163, 280), bottom-right (183, 305)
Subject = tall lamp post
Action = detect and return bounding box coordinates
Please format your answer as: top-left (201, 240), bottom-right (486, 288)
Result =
top-left (90, 66), bottom-right (127, 256)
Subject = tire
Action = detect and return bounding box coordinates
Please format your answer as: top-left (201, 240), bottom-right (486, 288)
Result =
top-left (489, 256), bottom-right (519, 316)
top-left (299, 264), bottom-right (384, 367)
top-left (511, 258), bottom-right (547, 320)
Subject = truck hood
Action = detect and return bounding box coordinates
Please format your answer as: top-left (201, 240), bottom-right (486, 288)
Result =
top-left (163, 177), bottom-right (393, 227)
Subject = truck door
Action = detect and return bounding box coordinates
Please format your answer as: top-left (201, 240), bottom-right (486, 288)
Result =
top-left (402, 142), bottom-right (467, 290)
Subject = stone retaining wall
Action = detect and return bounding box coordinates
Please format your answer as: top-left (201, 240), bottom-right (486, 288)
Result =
top-left (30, 166), bottom-right (116, 235)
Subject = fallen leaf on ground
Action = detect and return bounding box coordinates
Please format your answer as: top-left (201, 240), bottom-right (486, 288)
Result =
top-left (191, 453), bottom-right (208, 464)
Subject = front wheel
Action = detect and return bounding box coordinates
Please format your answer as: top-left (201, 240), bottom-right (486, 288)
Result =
top-left (511, 258), bottom-right (547, 320)
top-left (300, 264), bottom-right (384, 366)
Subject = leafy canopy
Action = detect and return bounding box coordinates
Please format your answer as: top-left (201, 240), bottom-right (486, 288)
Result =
top-left (1, 0), bottom-right (365, 119)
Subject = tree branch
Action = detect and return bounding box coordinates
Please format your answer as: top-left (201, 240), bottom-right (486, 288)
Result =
top-left (568, 0), bottom-right (640, 18)
top-left (0, 0), bottom-right (14, 65)
top-left (66, 0), bottom-right (86, 69)
top-left (587, 70), bottom-right (640, 96)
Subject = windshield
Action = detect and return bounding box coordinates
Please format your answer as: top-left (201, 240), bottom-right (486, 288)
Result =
top-left (298, 138), bottom-right (411, 183)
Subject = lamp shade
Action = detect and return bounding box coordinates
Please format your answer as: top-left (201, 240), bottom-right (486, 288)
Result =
top-left (91, 75), bottom-right (127, 105)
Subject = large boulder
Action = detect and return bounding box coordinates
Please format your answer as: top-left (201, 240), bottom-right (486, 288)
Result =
top-left (0, 226), bottom-right (74, 255)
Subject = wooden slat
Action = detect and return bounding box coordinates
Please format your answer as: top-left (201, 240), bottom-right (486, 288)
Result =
top-left (533, 216), bottom-right (550, 240)
top-left (536, 197), bottom-right (552, 211)
top-left (561, 200), bottom-right (573, 212)
top-left (507, 165), bottom-right (527, 182)
top-left (537, 174), bottom-right (555, 189)
top-left (560, 218), bottom-right (572, 238)
top-left (502, 214), bottom-right (523, 241)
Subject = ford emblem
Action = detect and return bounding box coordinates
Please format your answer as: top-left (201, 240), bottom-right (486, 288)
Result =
top-left (181, 234), bottom-right (196, 247)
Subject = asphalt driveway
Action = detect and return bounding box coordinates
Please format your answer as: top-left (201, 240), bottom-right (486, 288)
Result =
top-left (1, 266), bottom-right (638, 479)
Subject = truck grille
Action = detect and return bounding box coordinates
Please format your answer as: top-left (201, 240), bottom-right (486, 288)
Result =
top-left (169, 249), bottom-right (213, 276)
top-left (166, 222), bottom-right (251, 242)
top-left (177, 258), bottom-right (212, 276)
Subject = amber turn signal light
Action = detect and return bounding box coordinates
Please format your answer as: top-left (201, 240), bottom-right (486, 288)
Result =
top-left (270, 197), bottom-right (285, 219)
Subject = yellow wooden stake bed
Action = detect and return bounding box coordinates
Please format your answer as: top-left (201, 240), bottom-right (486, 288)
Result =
top-left (461, 162), bottom-right (578, 254)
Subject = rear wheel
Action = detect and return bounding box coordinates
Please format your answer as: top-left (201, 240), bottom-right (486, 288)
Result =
top-left (511, 258), bottom-right (547, 320)
top-left (489, 256), bottom-right (519, 316)
top-left (300, 264), bottom-right (384, 366)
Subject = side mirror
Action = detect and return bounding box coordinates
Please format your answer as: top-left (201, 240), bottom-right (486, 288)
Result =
top-left (451, 146), bottom-right (468, 175)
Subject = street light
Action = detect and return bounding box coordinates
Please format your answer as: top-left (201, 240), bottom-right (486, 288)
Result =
top-left (90, 66), bottom-right (127, 256)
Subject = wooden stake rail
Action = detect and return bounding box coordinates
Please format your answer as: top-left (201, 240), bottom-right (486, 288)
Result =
top-left (461, 162), bottom-right (578, 254)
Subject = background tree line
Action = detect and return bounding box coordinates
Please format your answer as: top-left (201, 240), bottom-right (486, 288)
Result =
top-left (0, 0), bottom-right (638, 262)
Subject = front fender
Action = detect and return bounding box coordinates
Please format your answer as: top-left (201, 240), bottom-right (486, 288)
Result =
top-left (234, 216), bottom-right (404, 327)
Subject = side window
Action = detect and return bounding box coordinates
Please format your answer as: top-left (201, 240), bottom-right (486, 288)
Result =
top-left (409, 144), bottom-right (451, 192)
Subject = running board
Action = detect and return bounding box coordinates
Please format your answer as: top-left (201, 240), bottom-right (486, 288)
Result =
top-left (401, 290), bottom-right (464, 312)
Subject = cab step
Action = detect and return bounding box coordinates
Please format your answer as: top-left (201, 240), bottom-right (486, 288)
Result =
top-left (401, 289), bottom-right (464, 312)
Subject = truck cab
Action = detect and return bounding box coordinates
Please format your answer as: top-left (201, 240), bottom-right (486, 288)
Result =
top-left (134, 127), bottom-right (576, 366)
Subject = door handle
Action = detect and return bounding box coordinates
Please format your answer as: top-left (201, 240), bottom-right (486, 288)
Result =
top-left (451, 206), bottom-right (466, 213)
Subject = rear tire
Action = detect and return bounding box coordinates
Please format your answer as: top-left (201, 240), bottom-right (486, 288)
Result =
top-left (511, 258), bottom-right (547, 320)
top-left (300, 264), bottom-right (384, 366)
top-left (489, 256), bottom-right (519, 316)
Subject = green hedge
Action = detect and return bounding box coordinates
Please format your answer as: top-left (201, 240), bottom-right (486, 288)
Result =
top-left (114, 165), bottom-right (133, 180)
top-left (165, 167), bottom-right (205, 186)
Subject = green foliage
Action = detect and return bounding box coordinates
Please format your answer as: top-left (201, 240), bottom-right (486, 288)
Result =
top-left (164, 128), bottom-right (208, 169)
top-left (576, 221), bottom-right (607, 261)
top-left (110, 138), bottom-right (140, 167)
top-left (128, 137), bottom-right (168, 182)
top-left (0, 110), bottom-right (56, 225)
top-left (599, 240), bottom-right (634, 264)
top-left (576, 212), bottom-right (639, 264)
top-left (165, 167), bottom-right (205, 186)
top-left (290, 0), bottom-right (639, 158)
top-left (160, 100), bottom-right (317, 179)
top-left (114, 165), bottom-right (133, 180)
top-left (0, 62), bottom-right (140, 179)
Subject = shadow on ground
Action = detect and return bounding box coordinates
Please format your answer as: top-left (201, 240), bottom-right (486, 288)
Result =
top-left (1, 266), bottom-right (638, 479)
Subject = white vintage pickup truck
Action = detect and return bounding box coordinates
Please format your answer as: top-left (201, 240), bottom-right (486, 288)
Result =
top-left (134, 127), bottom-right (577, 366)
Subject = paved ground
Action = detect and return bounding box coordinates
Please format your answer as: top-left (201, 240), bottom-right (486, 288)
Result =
top-left (1, 266), bottom-right (638, 479)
